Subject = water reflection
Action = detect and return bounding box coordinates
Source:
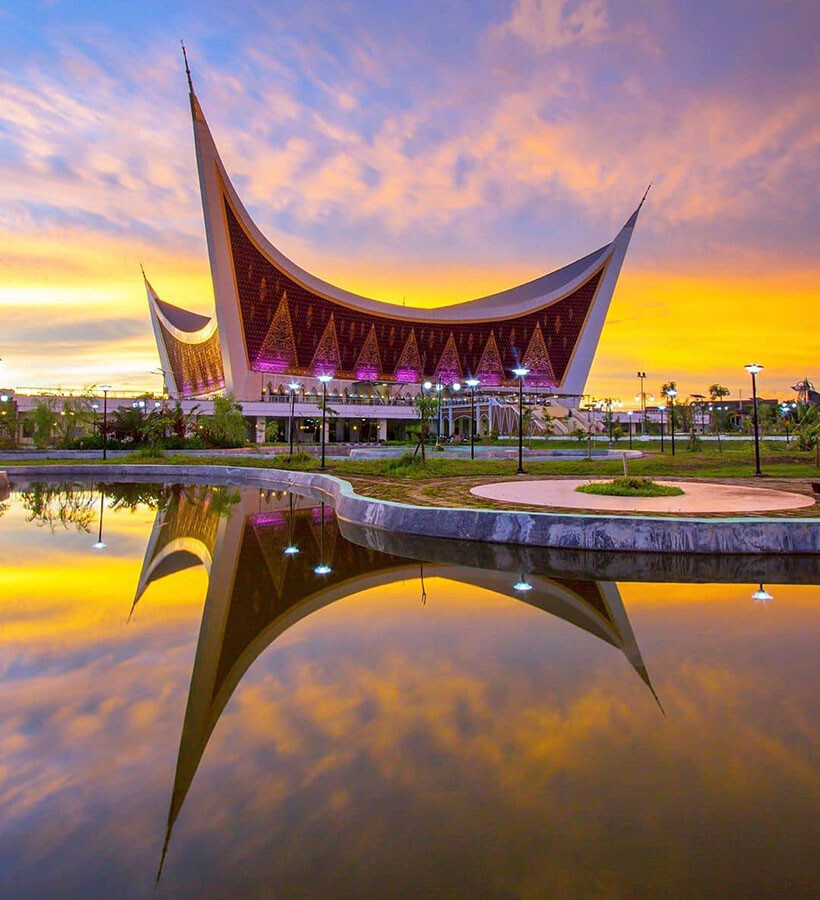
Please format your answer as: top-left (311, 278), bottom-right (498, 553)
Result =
top-left (1, 480), bottom-right (818, 898)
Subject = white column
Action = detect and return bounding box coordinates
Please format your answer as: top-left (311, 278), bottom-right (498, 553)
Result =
top-left (378, 418), bottom-right (387, 441)
top-left (255, 416), bottom-right (266, 444)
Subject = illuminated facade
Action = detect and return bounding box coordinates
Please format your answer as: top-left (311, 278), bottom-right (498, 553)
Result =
top-left (150, 65), bottom-right (646, 401)
top-left (145, 276), bottom-right (224, 398)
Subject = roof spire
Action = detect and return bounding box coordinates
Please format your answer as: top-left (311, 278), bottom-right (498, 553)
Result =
top-left (638, 182), bottom-right (651, 210)
top-left (181, 39), bottom-right (193, 93)
top-left (624, 183), bottom-right (651, 230)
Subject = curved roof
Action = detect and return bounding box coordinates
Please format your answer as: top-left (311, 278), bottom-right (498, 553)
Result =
top-left (191, 91), bottom-right (641, 323)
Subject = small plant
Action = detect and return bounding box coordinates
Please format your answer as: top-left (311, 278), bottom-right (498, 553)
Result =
top-left (576, 477), bottom-right (684, 498)
top-left (130, 446), bottom-right (167, 461)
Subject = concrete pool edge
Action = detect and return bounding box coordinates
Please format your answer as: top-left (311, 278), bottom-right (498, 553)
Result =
top-left (4, 463), bottom-right (820, 555)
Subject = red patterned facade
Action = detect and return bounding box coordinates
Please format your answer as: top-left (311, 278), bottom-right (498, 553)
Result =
top-left (225, 199), bottom-right (605, 387)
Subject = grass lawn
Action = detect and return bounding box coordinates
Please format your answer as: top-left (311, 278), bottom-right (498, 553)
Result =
top-left (2, 441), bottom-right (818, 479)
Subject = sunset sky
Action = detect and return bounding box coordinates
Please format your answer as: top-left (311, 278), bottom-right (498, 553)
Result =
top-left (0, 0), bottom-right (817, 401)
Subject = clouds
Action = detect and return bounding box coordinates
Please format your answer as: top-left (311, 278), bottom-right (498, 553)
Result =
top-left (0, 0), bottom-right (818, 394)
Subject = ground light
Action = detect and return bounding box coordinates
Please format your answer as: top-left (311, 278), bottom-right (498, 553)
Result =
top-left (751, 583), bottom-right (773, 602)
top-left (317, 373), bottom-right (333, 469)
top-left (512, 367), bottom-right (529, 474)
top-left (465, 378), bottom-right (480, 459)
top-left (513, 576), bottom-right (533, 592)
top-left (99, 385), bottom-right (112, 460)
top-left (287, 381), bottom-right (300, 456)
top-left (745, 363), bottom-right (764, 476)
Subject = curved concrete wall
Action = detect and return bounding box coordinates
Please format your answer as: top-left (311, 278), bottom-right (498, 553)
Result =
top-left (5, 464), bottom-right (819, 556)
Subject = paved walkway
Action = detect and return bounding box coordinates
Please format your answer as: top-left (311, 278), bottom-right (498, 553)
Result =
top-left (469, 479), bottom-right (816, 514)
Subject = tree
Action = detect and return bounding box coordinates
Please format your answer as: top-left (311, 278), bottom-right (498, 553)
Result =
top-left (709, 384), bottom-right (731, 452)
top-left (53, 392), bottom-right (96, 446)
top-left (201, 394), bottom-right (248, 448)
top-left (0, 396), bottom-right (18, 448)
top-left (108, 407), bottom-right (148, 445)
top-left (165, 401), bottom-right (199, 441)
top-left (31, 398), bottom-right (58, 448)
top-left (793, 404), bottom-right (820, 451)
top-left (265, 419), bottom-right (281, 443)
top-left (413, 393), bottom-right (439, 462)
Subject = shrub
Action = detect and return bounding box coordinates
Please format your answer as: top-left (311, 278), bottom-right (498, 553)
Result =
top-left (576, 477), bottom-right (684, 497)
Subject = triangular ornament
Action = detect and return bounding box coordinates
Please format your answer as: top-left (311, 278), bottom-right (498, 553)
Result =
top-left (256, 291), bottom-right (297, 373)
top-left (354, 325), bottom-right (382, 380)
top-left (394, 329), bottom-right (421, 382)
top-left (309, 313), bottom-right (342, 375)
top-left (435, 332), bottom-right (462, 380)
top-left (475, 331), bottom-right (504, 385)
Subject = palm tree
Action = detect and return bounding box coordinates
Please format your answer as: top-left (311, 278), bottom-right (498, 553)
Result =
top-left (709, 383), bottom-right (730, 452)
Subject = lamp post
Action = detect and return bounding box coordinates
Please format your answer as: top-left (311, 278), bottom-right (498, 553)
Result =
top-left (665, 388), bottom-right (678, 456)
top-left (92, 489), bottom-right (106, 549)
top-left (627, 410), bottom-right (633, 449)
top-left (512, 367), bottom-right (529, 474)
top-left (658, 405), bottom-right (665, 452)
top-left (99, 385), bottom-right (111, 460)
top-left (637, 371), bottom-right (647, 434)
top-left (751, 583), bottom-right (773, 603)
top-left (287, 382), bottom-right (300, 456)
top-left (284, 493), bottom-right (299, 555)
top-left (466, 378), bottom-right (480, 460)
top-left (745, 363), bottom-right (763, 476)
top-left (314, 502), bottom-right (332, 575)
top-left (780, 401), bottom-right (796, 444)
top-left (317, 374), bottom-right (332, 469)
top-left (435, 376), bottom-right (444, 446)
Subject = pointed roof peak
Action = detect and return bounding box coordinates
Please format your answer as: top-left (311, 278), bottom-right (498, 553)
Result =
top-left (624, 183), bottom-right (651, 230)
top-left (181, 40), bottom-right (193, 94)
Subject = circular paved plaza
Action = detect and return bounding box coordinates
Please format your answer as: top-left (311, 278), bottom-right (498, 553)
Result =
top-left (469, 479), bottom-right (816, 514)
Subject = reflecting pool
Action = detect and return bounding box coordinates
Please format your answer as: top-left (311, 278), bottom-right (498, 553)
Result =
top-left (1, 480), bottom-right (818, 899)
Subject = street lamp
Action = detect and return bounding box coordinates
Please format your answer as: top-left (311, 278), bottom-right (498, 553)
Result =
top-left (92, 490), bottom-right (106, 549)
top-left (435, 377), bottom-right (444, 446)
top-left (317, 374), bottom-right (333, 469)
top-left (780, 401), bottom-right (797, 444)
top-left (658, 405), bottom-right (665, 452)
top-left (637, 371), bottom-right (648, 434)
top-left (751, 583), bottom-right (773, 603)
top-left (313, 502), bottom-right (332, 575)
top-left (512, 367), bottom-right (529, 474)
top-left (665, 387), bottom-right (678, 456)
top-left (99, 385), bottom-right (112, 460)
top-left (744, 363), bottom-right (763, 476)
top-left (627, 410), bottom-right (633, 449)
top-left (287, 382), bottom-right (300, 456)
top-left (465, 378), bottom-right (480, 459)
top-left (284, 493), bottom-right (299, 555)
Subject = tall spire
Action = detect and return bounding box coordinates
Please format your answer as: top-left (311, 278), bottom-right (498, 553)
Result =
top-left (181, 39), bottom-right (193, 93)
top-left (624, 183), bottom-right (651, 229)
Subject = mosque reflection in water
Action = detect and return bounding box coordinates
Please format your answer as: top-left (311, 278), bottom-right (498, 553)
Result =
top-left (117, 483), bottom-right (660, 877)
top-left (3, 479), bottom-right (818, 898)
